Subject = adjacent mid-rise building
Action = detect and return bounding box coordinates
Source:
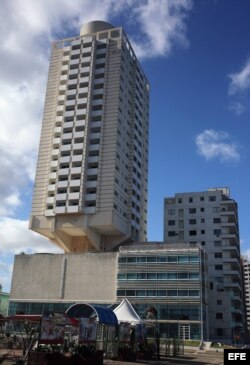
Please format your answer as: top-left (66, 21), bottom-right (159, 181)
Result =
top-left (29, 21), bottom-right (149, 253)
top-left (242, 256), bottom-right (250, 332)
top-left (164, 188), bottom-right (243, 341)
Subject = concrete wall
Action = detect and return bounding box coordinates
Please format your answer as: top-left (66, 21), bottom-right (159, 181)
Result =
top-left (10, 253), bottom-right (118, 304)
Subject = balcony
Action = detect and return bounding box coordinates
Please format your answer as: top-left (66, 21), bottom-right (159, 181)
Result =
top-left (58, 168), bottom-right (69, 176)
top-left (89, 132), bottom-right (100, 139)
top-left (62, 55), bottom-right (70, 62)
top-left (64, 110), bottom-right (74, 118)
top-left (91, 110), bottom-right (102, 117)
top-left (87, 168), bottom-right (98, 175)
top-left (81, 56), bottom-right (91, 63)
top-left (54, 127), bottom-right (62, 135)
top-left (69, 59), bottom-right (80, 66)
top-left (76, 109), bottom-right (87, 116)
top-left (79, 76), bottom-right (89, 84)
top-left (73, 142), bottom-right (84, 150)
top-left (50, 160), bottom-right (58, 168)
top-left (67, 89), bottom-right (77, 96)
top-left (85, 193), bottom-right (96, 201)
top-left (67, 206), bottom-right (79, 213)
top-left (82, 47), bottom-right (92, 54)
top-left (61, 145), bottom-right (71, 152)
top-left (74, 131), bottom-right (84, 139)
top-left (88, 144), bottom-right (100, 152)
top-left (71, 49), bottom-right (81, 56)
top-left (72, 155), bottom-right (83, 162)
top-left (87, 156), bottom-right (99, 164)
top-left (49, 172), bottom-right (57, 180)
top-left (53, 137), bottom-right (60, 147)
top-left (62, 132), bottom-right (73, 140)
top-left (96, 58), bottom-right (106, 65)
top-left (48, 184), bottom-right (56, 192)
top-left (56, 193), bottom-right (67, 201)
top-left (68, 192), bottom-right (80, 200)
top-left (65, 100), bottom-right (75, 107)
top-left (60, 74), bottom-right (68, 82)
top-left (69, 179), bottom-right (81, 187)
top-left (91, 121), bottom-right (101, 129)
top-left (92, 99), bottom-right (103, 107)
top-left (54, 206), bottom-right (66, 214)
top-left (71, 167), bottom-right (82, 174)
top-left (80, 66), bottom-right (90, 74)
top-left (78, 87), bottom-right (89, 94)
top-left (46, 197), bottom-right (54, 204)
top-left (59, 84), bottom-right (66, 92)
top-left (57, 181), bottom-right (68, 188)
top-left (78, 97), bottom-right (88, 105)
top-left (94, 78), bottom-right (104, 85)
top-left (86, 180), bottom-right (97, 188)
top-left (60, 156), bottom-right (70, 164)
top-left (56, 105), bottom-right (64, 113)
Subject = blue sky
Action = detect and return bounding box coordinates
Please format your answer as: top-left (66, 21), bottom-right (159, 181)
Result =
top-left (0, 0), bottom-right (250, 292)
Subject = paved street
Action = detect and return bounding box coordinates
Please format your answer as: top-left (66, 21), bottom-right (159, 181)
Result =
top-left (0, 351), bottom-right (224, 365)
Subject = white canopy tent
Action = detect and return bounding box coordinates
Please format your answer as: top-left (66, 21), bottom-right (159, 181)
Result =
top-left (113, 298), bottom-right (141, 324)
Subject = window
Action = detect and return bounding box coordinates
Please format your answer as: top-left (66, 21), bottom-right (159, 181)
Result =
top-left (168, 231), bottom-right (177, 237)
top-left (189, 230), bottom-right (197, 236)
top-left (200, 197), bottom-right (204, 201)
top-left (210, 282), bottom-right (213, 290)
top-left (209, 196), bottom-right (216, 201)
top-left (213, 218), bottom-right (221, 223)
top-left (215, 265), bottom-right (223, 270)
top-left (178, 273), bottom-right (188, 279)
top-left (201, 218), bottom-right (205, 223)
top-left (168, 220), bottom-right (175, 226)
top-left (214, 241), bottom-right (222, 247)
top-left (189, 219), bottom-right (196, 225)
top-left (216, 313), bottom-right (223, 319)
top-left (200, 207), bottom-right (205, 212)
top-left (213, 207), bottom-right (220, 213)
top-left (168, 209), bottom-right (175, 215)
top-left (217, 300), bottom-right (222, 305)
top-left (189, 208), bottom-right (196, 214)
top-left (189, 197), bottom-right (193, 203)
top-left (201, 230), bottom-right (205, 234)
top-left (214, 252), bottom-right (222, 258)
top-left (214, 229), bottom-right (221, 236)
top-left (178, 198), bottom-right (182, 203)
top-left (217, 328), bottom-right (224, 336)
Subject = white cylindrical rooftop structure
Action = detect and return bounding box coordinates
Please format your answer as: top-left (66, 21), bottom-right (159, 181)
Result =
top-left (80, 20), bottom-right (114, 36)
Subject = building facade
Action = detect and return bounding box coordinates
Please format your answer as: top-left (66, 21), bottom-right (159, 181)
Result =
top-left (242, 256), bottom-right (250, 332)
top-left (29, 21), bottom-right (149, 253)
top-left (164, 188), bottom-right (243, 341)
top-left (9, 243), bottom-right (208, 341)
top-left (0, 284), bottom-right (9, 317)
top-left (117, 243), bottom-right (208, 340)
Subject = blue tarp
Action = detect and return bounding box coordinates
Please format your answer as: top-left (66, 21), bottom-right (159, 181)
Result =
top-left (66, 303), bottom-right (118, 326)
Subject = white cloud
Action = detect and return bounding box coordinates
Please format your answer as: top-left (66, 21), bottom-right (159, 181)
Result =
top-left (0, 218), bottom-right (62, 292)
top-left (243, 249), bottom-right (250, 262)
top-left (228, 57), bottom-right (250, 95)
top-left (127, 0), bottom-right (192, 58)
top-left (228, 57), bottom-right (250, 115)
top-left (0, 218), bottom-right (62, 254)
top-left (229, 101), bottom-right (246, 116)
top-left (195, 129), bottom-right (241, 163)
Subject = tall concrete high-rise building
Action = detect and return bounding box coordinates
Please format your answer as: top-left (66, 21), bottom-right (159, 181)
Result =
top-left (29, 21), bottom-right (149, 253)
top-left (164, 188), bottom-right (243, 341)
